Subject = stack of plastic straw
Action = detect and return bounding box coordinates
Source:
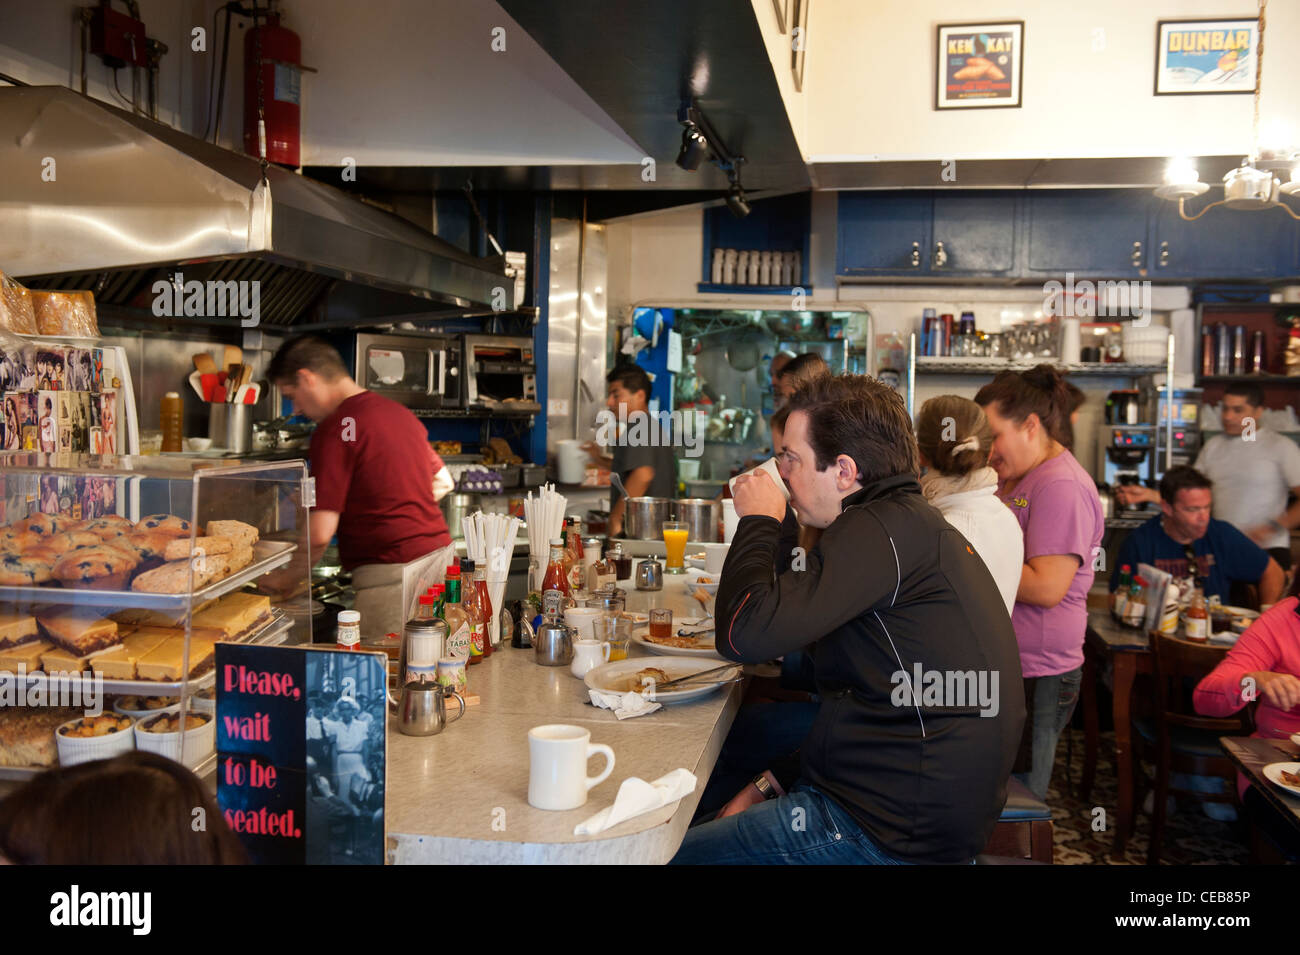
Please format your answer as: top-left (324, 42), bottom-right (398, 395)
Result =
top-left (462, 510), bottom-right (523, 645)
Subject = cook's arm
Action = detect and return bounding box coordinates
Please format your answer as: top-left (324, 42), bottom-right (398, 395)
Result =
top-left (432, 465), bottom-right (454, 502)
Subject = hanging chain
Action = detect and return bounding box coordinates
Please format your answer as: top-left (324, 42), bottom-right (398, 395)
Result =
top-left (254, 0), bottom-right (268, 182)
top-left (1252, 0), bottom-right (1266, 162)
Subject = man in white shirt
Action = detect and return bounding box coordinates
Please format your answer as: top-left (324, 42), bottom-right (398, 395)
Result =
top-left (1118, 384), bottom-right (1300, 571)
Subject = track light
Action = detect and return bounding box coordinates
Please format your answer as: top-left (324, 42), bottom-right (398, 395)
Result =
top-left (725, 181), bottom-right (750, 218)
top-left (676, 125), bottom-right (709, 171)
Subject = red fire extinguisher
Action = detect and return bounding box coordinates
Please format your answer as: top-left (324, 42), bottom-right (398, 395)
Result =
top-left (243, 12), bottom-right (302, 167)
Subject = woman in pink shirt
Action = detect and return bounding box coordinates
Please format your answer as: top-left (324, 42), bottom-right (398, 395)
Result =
top-left (1194, 597), bottom-right (1300, 799)
top-left (977, 365), bottom-right (1104, 800)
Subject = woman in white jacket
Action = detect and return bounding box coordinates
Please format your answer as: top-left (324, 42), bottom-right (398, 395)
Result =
top-left (916, 396), bottom-right (1024, 616)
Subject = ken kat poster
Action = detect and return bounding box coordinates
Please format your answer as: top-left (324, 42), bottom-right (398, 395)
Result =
top-left (937, 22), bottom-right (1023, 109)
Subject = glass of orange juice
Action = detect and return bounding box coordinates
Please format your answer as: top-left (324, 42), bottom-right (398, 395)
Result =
top-left (663, 521), bottom-right (689, 574)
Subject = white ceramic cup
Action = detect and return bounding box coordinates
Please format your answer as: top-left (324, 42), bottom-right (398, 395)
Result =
top-left (722, 499), bottom-right (739, 542)
top-left (728, 456), bottom-right (790, 502)
top-left (527, 724), bottom-right (615, 811)
top-left (563, 606), bottom-right (602, 642)
top-left (701, 542), bottom-right (730, 575)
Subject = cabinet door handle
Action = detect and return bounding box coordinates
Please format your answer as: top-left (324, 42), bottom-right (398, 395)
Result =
top-left (1159, 241), bottom-right (1170, 267)
top-left (1131, 241), bottom-right (1143, 268)
top-left (910, 241), bottom-right (921, 267)
top-left (932, 241), bottom-right (948, 269)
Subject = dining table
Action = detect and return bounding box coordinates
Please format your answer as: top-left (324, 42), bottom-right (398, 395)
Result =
top-left (384, 568), bottom-right (746, 864)
top-left (1079, 609), bottom-right (1231, 860)
top-left (1219, 736), bottom-right (1300, 838)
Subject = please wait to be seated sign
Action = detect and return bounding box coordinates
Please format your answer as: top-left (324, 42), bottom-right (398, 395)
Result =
top-left (215, 643), bottom-right (387, 865)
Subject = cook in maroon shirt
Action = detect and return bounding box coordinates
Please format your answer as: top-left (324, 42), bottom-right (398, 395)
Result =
top-left (266, 336), bottom-right (455, 633)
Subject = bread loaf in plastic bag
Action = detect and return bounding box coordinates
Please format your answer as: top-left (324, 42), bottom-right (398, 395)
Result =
top-left (0, 271), bottom-right (37, 335)
top-left (31, 290), bottom-right (99, 338)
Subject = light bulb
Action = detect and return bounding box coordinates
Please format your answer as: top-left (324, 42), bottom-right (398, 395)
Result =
top-left (1164, 158), bottom-right (1199, 186)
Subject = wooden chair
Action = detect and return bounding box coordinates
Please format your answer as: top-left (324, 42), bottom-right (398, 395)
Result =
top-left (1133, 632), bottom-right (1248, 865)
top-left (981, 776), bottom-right (1054, 863)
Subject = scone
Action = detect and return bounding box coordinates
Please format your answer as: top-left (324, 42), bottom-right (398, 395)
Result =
top-left (0, 553), bottom-right (54, 586)
top-left (135, 514), bottom-right (192, 538)
top-left (225, 544), bottom-right (255, 575)
top-left (131, 558), bottom-right (220, 594)
top-left (51, 545), bottom-right (140, 590)
top-left (0, 609), bottom-right (39, 649)
top-left (162, 536), bottom-right (233, 562)
top-left (206, 520), bottom-right (259, 550)
top-left (36, 607), bottom-right (121, 656)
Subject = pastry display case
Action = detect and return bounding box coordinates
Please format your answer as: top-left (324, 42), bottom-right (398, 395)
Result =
top-left (0, 452), bottom-right (312, 780)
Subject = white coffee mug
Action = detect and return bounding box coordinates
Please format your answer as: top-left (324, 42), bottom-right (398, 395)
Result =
top-left (701, 542), bottom-right (730, 575)
top-left (527, 724), bottom-right (615, 811)
top-left (563, 607), bottom-right (602, 642)
top-left (728, 456), bottom-right (790, 502)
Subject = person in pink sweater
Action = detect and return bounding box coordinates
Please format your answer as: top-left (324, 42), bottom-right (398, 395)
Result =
top-left (1194, 597), bottom-right (1300, 798)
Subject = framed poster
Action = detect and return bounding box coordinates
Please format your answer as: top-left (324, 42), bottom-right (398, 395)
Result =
top-left (936, 21), bottom-right (1024, 109)
top-left (791, 0), bottom-right (809, 92)
top-left (1155, 19), bottom-right (1257, 95)
top-left (771, 0), bottom-right (788, 34)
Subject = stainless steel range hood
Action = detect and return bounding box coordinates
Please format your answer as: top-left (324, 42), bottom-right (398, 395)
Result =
top-left (0, 86), bottom-right (512, 327)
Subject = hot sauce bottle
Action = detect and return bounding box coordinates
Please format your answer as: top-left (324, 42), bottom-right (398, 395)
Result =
top-left (443, 566), bottom-right (473, 663)
top-left (462, 559), bottom-right (487, 664)
top-left (471, 560), bottom-right (494, 656)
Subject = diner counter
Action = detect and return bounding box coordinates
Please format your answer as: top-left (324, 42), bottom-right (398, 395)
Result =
top-left (385, 574), bottom-right (743, 864)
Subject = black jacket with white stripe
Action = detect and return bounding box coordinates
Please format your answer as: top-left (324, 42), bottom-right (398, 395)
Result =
top-left (715, 473), bottom-right (1025, 863)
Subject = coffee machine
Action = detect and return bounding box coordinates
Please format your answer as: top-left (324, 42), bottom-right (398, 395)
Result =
top-left (1098, 425), bottom-right (1157, 494)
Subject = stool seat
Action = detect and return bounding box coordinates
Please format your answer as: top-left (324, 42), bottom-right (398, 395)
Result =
top-left (998, 776), bottom-right (1050, 822)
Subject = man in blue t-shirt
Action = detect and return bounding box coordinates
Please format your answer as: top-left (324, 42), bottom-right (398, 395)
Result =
top-left (1111, 466), bottom-right (1284, 606)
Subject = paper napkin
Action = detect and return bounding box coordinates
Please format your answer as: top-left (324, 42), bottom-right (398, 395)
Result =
top-left (588, 688), bottom-right (662, 719)
top-left (573, 769), bottom-right (698, 836)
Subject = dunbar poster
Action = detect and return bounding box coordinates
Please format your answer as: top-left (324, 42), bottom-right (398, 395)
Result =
top-left (936, 22), bottom-right (1023, 109)
top-left (1155, 19), bottom-right (1257, 95)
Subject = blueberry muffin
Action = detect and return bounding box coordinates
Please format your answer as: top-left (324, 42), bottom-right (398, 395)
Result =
top-left (82, 515), bottom-right (135, 539)
top-left (135, 514), bottom-right (192, 538)
top-left (0, 530), bottom-right (40, 554)
top-left (52, 546), bottom-right (140, 590)
top-left (16, 513), bottom-right (70, 537)
top-left (38, 531), bottom-right (103, 556)
top-left (124, 531), bottom-right (180, 561)
top-left (0, 553), bottom-right (54, 586)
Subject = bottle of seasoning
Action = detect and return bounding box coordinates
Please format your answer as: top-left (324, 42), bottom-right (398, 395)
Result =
top-left (443, 566), bottom-right (472, 663)
top-left (430, 583), bottom-right (446, 619)
top-left (542, 538), bottom-right (573, 598)
top-left (1184, 585), bottom-right (1209, 642)
top-left (160, 391), bottom-right (183, 453)
top-left (1113, 564), bottom-right (1132, 621)
top-left (463, 559), bottom-right (486, 664)
top-left (471, 560), bottom-right (495, 654)
top-left (592, 547), bottom-right (616, 591)
top-left (1123, 575), bottom-right (1147, 629)
top-left (609, 542), bottom-right (632, 581)
top-left (568, 523), bottom-right (587, 592)
top-left (401, 595), bottom-right (445, 684)
top-left (336, 610), bottom-right (361, 650)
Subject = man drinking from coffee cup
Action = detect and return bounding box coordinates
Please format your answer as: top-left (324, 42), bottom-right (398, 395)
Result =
top-left (672, 374), bottom-right (1025, 865)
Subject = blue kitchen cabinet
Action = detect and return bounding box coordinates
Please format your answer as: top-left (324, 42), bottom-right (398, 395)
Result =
top-left (929, 193), bottom-right (1018, 275)
top-left (1024, 190), bottom-right (1151, 276)
top-left (1150, 201), bottom-right (1300, 279)
top-left (836, 193), bottom-right (933, 274)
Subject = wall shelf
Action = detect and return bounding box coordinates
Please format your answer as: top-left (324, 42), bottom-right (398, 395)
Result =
top-left (695, 283), bottom-right (813, 296)
top-left (914, 358), bottom-right (1166, 376)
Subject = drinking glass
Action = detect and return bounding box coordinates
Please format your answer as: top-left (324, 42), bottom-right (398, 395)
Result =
top-left (596, 616), bottom-right (628, 661)
top-left (662, 521), bottom-right (689, 575)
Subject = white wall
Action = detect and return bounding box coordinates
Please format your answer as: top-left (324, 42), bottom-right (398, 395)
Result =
top-left (0, 0), bottom-right (207, 132)
top-left (760, 0), bottom-right (1300, 162)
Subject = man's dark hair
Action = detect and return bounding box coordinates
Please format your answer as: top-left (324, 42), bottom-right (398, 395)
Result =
top-left (778, 353), bottom-right (831, 390)
top-left (268, 335), bottom-right (349, 385)
top-left (784, 373), bottom-right (918, 483)
top-left (1224, 382), bottom-right (1264, 408)
top-left (606, 363), bottom-right (652, 401)
top-left (1158, 465), bottom-right (1212, 505)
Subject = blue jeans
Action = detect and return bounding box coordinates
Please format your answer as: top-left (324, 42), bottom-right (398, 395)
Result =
top-left (695, 702), bottom-right (821, 820)
top-left (1015, 667), bottom-right (1081, 801)
top-left (671, 783), bottom-right (917, 865)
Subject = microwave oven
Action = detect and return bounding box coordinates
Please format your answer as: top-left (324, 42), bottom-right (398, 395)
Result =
top-left (462, 335), bottom-right (540, 413)
top-left (352, 332), bottom-right (462, 411)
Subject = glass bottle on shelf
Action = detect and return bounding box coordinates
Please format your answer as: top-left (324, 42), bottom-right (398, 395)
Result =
top-left (471, 560), bottom-right (495, 655)
top-left (443, 566), bottom-right (472, 663)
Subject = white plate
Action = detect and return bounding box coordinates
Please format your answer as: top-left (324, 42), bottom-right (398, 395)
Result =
top-left (585, 658), bottom-right (740, 703)
top-left (1262, 762), bottom-right (1300, 797)
top-left (1291, 732), bottom-right (1300, 750)
top-left (632, 630), bottom-right (722, 659)
top-left (686, 576), bottom-right (719, 595)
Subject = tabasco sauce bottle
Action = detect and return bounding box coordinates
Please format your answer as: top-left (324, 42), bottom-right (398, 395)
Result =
top-left (443, 566), bottom-right (472, 663)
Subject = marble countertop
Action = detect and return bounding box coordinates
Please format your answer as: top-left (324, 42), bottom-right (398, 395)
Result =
top-left (385, 574), bottom-right (742, 864)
